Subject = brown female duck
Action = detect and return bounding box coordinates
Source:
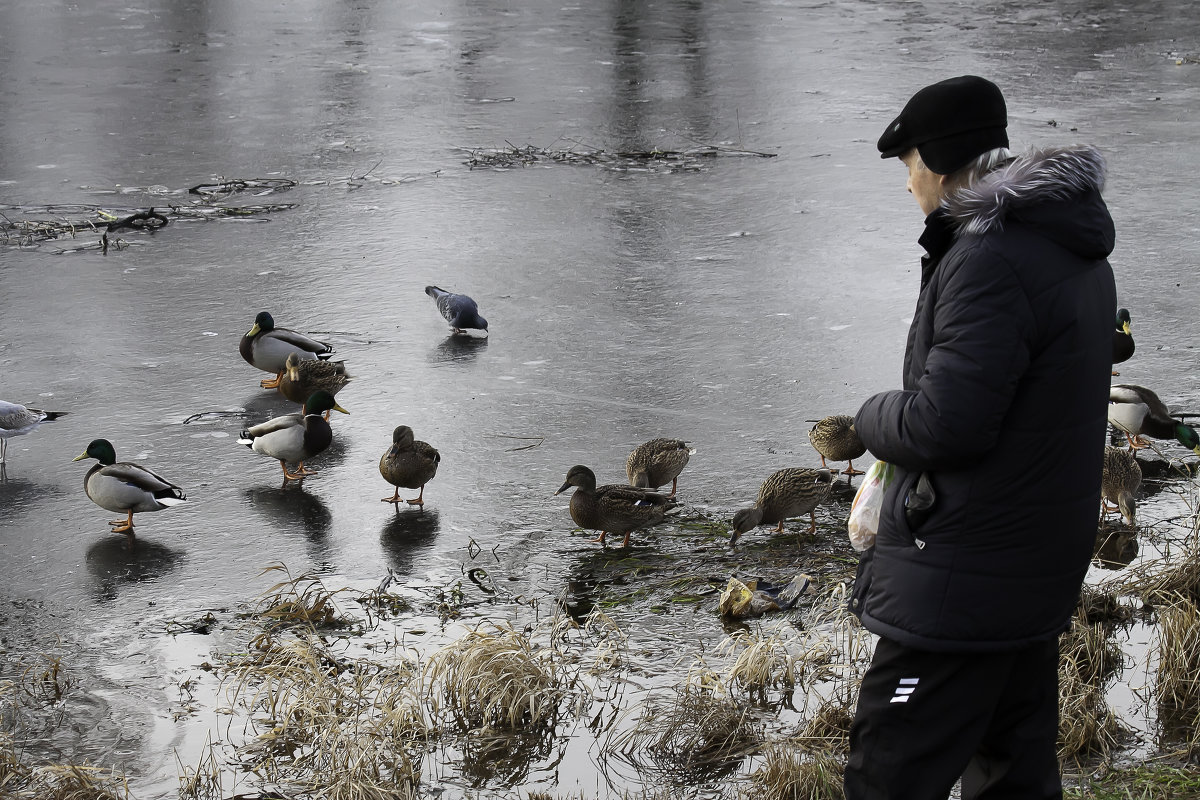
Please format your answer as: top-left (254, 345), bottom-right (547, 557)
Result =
top-left (1101, 445), bottom-right (1140, 528)
top-left (380, 425), bottom-right (440, 506)
top-left (808, 415), bottom-right (866, 477)
top-left (730, 467), bottom-right (834, 545)
top-left (625, 438), bottom-right (693, 496)
top-left (278, 352), bottom-right (352, 407)
top-left (555, 465), bottom-right (677, 547)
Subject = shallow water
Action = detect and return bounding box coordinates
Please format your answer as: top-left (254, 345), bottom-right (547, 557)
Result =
top-left (2, 0), bottom-right (1200, 796)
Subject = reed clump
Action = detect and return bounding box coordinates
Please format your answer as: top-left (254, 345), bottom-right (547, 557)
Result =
top-left (788, 585), bottom-right (874, 691)
top-left (744, 743), bottom-right (845, 800)
top-left (608, 673), bottom-right (759, 778)
top-left (425, 620), bottom-right (581, 732)
top-left (8, 763), bottom-right (130, 800)
top-left (1057, 616), bottom-right (1126, 761)
top-left (222, 630), bottom-right (426, 800)
top-left (1076, 584), bottom-right (1134, 626)
top-left (1116, 545), bottom-right (1200, 608)
top-left (720, 622), bottom-right (800, 697)
top-left (1153, 597), bottom-right (1200, 754)
top-left (254, 564), bottom-right (349, 628)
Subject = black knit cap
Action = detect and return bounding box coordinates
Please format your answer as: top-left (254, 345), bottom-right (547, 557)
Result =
top-left (877, 75), bottom-right (1008, 175)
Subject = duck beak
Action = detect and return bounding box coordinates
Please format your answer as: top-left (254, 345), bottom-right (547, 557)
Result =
top-left (246, 322), bottom-right (261, 336)
top-left (1192, 445), bottom-right (1200, 456)
top-left (1122, 321), bottom-right (1132, 335)
top-left (554, 481), bottom-right (571, 496)
top-left (71, 452), bottom-right (88, 462)
top-left (332, 403), bottom-right (349, 415)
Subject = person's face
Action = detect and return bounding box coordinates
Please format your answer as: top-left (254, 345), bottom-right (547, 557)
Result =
top-left (900, 149), bottom-right (945, 216)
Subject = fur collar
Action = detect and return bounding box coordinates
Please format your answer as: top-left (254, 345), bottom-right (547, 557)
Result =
top-left (943, 146), bottom-right (1107, 235)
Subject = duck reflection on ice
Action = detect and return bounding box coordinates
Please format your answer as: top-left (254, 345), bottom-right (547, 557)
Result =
top-left (431, 333), bottom-right (488, 365)
top-left (1093, 524), bottom-right (1138, 570)
top-left (243, 486), bottom-right (333, 565)
top-left (86, 537), bottom-right (184, 602)
top-left (379, 507), bottom-right (440, 575)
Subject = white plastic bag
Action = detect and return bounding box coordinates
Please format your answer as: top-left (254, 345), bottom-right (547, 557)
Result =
top-left (847, 461), bottom-right (894, 552)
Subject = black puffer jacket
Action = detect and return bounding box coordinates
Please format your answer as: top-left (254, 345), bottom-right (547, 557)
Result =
top-left (851, 146), bottom-right (1117, 652)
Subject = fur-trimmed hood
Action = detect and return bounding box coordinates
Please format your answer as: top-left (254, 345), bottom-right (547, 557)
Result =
top-left (943, 145), bottom-right (1115, 259)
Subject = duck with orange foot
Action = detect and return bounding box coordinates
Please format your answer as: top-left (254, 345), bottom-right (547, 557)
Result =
top-left (238, 390), bottom-right (348, 482)
top-left (73, 439), bottom-right (186, 543)
top-left (730, 467), bottom-right (834, 546)
top-left (240, 311), bottom-right (333, 389)
top-left (808, 415), bottom-right (867, 477)
top-left (380, 425), bottom-right (440, 506)
top-left (555, 465), bottom-right (677, 547)
top-left (1109, 384), bottom-right (1200, 454)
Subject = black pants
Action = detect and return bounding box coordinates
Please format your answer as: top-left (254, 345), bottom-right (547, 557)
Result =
top-left (844, 635), bottom-right (1062, 800)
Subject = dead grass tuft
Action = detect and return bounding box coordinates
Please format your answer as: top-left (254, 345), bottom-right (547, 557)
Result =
top-left (1076, 584), bottom-right (1134, 626)
top-left (175, 734), bottom-right (223, 800)
top-left (425, 620), bottom-right (581, 732)
top-left (1116, 545), bottom-right (1200, 608)
top-left (0, 750), bottom-right (130, 800)
top-left (745, 742), bottom-right (845, 800)
top-left (796, 691), bottom-right (857, 754)
top-left (254, 563), bottom-right (349, 628)
top-left (1153, 598), bottom-right (1200, 753)
top-left (608, 680), bottom-right (759, 778)
top-left (1058, 617), bottom-right (1126, 761)
top-left (720, 622), bottom-right (800, 696)
top-left (789, 584), bottom-right (874, 692)
top-left (222, 630), bottom-right (426, 800)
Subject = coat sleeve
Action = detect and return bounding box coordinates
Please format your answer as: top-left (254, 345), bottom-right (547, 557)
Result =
top-left (854, 242), bottom-right (1036, 472)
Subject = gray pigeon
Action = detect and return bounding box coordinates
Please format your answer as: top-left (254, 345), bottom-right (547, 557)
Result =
top-left (425, 285), bottom-right (488, 334)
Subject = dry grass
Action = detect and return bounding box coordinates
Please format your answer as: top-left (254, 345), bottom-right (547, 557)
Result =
top-left (1116, 543), bottom-right (1200, 608)
top-left (175, 734), bottom-right (224, 800)
top-left (715, 584), bottom-right (868, 756)
top-left (1077, 585), bottom-right (1134, 626)
top-left (19, 654), bottom-right (72, 707)
top-left (607, 677), bottom-right (759, 779)
top-left (222, 630), bottom-right (426, 800)
top-left (788, 585), bottom-right (874, 693)
top-left (254, 563), bottom-right (349, 628)
top-left (1153, 598), bottom-right (1200, 753)
top-left (719, 622), bottom-right (800, 696)
top-left (1058, 617), bottom-right (1126, 761)
top-left (15, 764), bottom-right (130, 800)
top-left (744, 743), bottom-right (845, 800)
top-left (796, 691), bottom-right (857, 754)
top-left (425, 619), bottom-right (581, 732)
top-left (0, 726), bottom-right (130, 800)
top-left (0, 660), bottom-right (132, 800)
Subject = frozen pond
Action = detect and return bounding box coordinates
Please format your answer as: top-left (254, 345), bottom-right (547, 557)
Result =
top-left (2, 0), bottom-right (1200, 796)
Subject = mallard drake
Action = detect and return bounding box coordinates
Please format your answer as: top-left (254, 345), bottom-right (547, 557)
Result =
top-left (72, 439), bottom-right (186, 541)
top-left (0, 400), bottom-right (67, 465)
top-left (425, 286), bottom-right (488, 334)
top-left (1100, 445), bottom-right (1140, 528)
top-left (626, 438), bottom-right (694, 496)
top-left (808, 415), bottom-right (867, 477)
top-left (380, 425), bottom-right (441, 506)
top-left (278, 352), bottom-right (352, 407)
top-left (240, 311), bottom-right (334, 389)
top-left (554, 465), bottom-right (677, 547)
top-left (1108, 384), bottom-right (1200, 453)
top-left (1111, 308), bottom-right (1134, 375)
top-left (238, 390), bottom-right (348, 481)
top-left (730, 467), bottom-right (834, 545)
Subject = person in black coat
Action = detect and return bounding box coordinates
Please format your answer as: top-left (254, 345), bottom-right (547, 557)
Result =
top-left (844, 76), bottom-right (1116, 800)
